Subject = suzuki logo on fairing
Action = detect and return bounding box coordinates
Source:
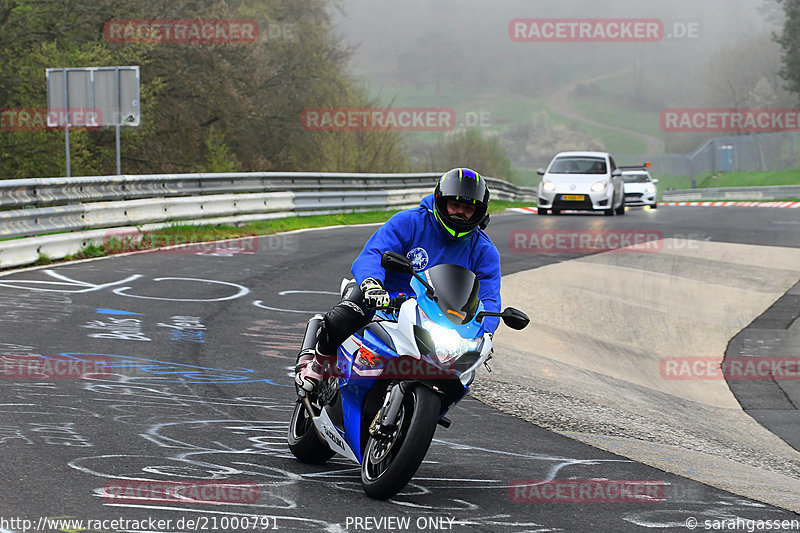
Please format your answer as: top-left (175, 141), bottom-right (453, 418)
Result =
top-left (358, 345), bottom-right (381, 367)
top-left (324, 426), bottom-right (346, 450)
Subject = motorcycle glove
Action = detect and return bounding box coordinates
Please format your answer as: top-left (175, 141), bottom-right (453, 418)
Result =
top-left (360, 277), bottom-right (390, 308)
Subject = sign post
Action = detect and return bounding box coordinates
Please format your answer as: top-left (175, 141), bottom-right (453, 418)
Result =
top-left (46, 66), bottom-right (140, 176)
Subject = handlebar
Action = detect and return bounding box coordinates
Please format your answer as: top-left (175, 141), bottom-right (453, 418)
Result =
top-left (388, 295), bottom-right (409, 309)
top-left (367, 294), bottom-right (409, 311)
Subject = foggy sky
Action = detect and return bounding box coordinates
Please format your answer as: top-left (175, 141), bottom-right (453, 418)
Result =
top-left (332, 0), bottom-right (778, 94)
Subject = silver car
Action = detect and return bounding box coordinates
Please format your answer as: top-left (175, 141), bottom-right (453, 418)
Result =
top-left (536, 151), bottom-right (625, 216)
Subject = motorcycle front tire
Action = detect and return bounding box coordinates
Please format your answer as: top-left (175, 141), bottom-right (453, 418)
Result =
top-left (361, 384), bottom-right (440, 500)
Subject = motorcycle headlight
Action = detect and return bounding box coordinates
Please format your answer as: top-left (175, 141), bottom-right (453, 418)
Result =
top-left (419, 309), bottom-right (479, 367)
top-left (542, 180), bottom-right (556, 192)
top-left (591, 181), bottom-right (607, 192)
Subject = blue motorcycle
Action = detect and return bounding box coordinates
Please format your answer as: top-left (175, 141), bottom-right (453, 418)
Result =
top-left (287, 251), bottom-right (529, 499)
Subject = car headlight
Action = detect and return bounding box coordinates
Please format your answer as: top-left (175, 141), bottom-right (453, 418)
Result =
top-left (419, 309), bottom-right (479, 367)
top-left (542, 180), bottom-right (556, 192)
top-left (591, 181), bottom-right (607, 192)
top-left (645, 185), bottom-right (656, 194)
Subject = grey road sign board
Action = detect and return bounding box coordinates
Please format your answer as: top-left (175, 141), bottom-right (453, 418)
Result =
top-left (46, 66), bottom-right (140, 127)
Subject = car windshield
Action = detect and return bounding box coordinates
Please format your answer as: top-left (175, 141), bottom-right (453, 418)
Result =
top-left (622, 173), bottom-right (651, 183)
top-left (549, 157), bottom-right (607, 174)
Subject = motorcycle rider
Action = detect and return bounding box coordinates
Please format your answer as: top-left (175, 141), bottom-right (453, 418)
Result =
top-left (295, 167), bottom-right (502, 393)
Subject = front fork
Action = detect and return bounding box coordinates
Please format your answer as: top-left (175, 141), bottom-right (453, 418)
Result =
top-left (370, 382), bottom-right (447, 438)
top-left (370, 382), bottom-right (407, 439)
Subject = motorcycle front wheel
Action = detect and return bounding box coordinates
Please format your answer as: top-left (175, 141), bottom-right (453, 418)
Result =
top-left (361, 384), bottom-right (440, 500)
top-left (287, 398), bottom-right (335, 464)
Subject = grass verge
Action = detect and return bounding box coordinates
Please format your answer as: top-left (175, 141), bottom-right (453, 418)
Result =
top-left (54, 201), bottom-right (532, 264)
top-left (694, 170), bottom-right (800, 189)
top-left (655, 170), bottom-right (800, 200)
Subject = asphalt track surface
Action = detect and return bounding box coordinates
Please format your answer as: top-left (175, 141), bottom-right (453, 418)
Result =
top-left (0, 206), bottom-right (798, 533)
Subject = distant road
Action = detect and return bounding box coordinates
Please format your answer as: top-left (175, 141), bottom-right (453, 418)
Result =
top-left (546, 68), bottom-right (667, 156)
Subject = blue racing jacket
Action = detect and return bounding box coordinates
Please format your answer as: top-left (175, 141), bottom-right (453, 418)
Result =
top-left (351, 194), bottom-right (502, 333)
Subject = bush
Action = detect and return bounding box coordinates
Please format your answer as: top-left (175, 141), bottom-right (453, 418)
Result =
top-left (413, 129), bottom-right (515, 181)
top-left (500, 111), bottom-right (605, 169)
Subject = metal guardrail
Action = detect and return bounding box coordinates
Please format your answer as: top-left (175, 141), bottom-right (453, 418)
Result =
top-left (662, 185), bottom-right (800, 202)
top-left (0, 172), bottom-right (537, 269)
top-left (0, 172), bottom-right (532, 209)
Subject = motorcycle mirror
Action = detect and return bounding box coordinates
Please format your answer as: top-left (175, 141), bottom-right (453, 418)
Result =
top-left (476, 307), bottom-right (530, 330)
top-left (501, 307), bottom-right (530, 330)
top-left (381, 251), bottom-right (414, 274)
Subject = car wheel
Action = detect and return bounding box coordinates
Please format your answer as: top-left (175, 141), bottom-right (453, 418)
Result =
top-left (552, 209), bottom-right (561, 215)
top-left (651, 202), bottom-right (658, 209)
top-left (537, 208), bottom-right (547, 215)
top-left (615, 202), bottom-right (626, 215)
top-left (604, 208), bottom-right (614, 216)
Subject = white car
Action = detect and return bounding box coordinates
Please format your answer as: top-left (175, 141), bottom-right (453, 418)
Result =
top-left (620, 165), bottom-right (658, 209)
top-left (536, 151), bottom-right (625, 216)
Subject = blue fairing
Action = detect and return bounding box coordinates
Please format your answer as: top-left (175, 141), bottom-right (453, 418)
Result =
top-left (336, 330), bottom-right (395, 463)
top-left (333, 279), bottom-right (484, 463)
top-left (339, 374), bottom-right (367, 462)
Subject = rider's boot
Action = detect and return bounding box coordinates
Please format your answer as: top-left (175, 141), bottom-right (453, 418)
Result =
top-left (295, 348), bottom-right (337, 393)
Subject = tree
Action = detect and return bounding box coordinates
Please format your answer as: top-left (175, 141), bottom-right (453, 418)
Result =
top-left (759, 0), bottom-right (785, 25)
top-left (205, 125), bottom-right (240, 173)
top-left (500, 112), bottom-right (604, 170)
top-left (0, 0), bottom-right (409, 179)
top-left (700, 32), bottom-right (793, 108)
top-left (0, 0), bottom-right (150, 177)
top-left (415, 129), bottom-right (514, 181)
top-left (775, 0), bottom-right (800, 102)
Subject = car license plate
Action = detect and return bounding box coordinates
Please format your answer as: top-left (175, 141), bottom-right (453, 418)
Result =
top-left (562, 194), bottom-right (584, 201)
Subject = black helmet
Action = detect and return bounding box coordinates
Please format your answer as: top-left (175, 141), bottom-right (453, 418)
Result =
top-left (433, 168), bottom-right (490, 239)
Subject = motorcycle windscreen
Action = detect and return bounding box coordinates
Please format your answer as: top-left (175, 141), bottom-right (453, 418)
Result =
top-left (423, 264), bottom-right (480, 325)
